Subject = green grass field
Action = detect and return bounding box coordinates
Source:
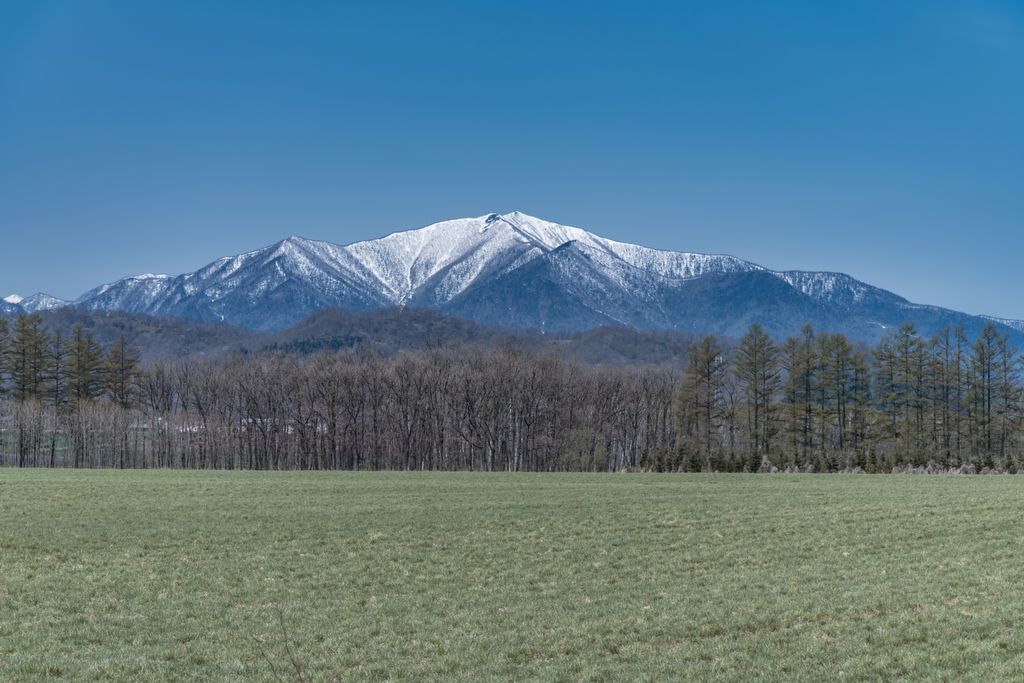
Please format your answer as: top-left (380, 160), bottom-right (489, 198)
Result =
top-left (2, 471), bottom-right (1024, 681)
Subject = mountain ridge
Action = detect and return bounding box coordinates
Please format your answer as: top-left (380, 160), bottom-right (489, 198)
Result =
top-left (4, 211), bottom-right (1021, 342)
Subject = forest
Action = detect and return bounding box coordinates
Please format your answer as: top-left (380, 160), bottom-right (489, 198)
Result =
top-left (0, 311), bottom-right (1021, 473)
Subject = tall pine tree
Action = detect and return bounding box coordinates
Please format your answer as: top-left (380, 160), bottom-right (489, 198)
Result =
top-left (44, 328), bottom-right (70, 408)
top-left (0, 317), bottom-right (10, 397)
top-left (68, 324), bottom-right (105, 403)
top-left (105, 334), bottom-right (141, 408)
top-left (9, 314), bottom-right (48, 402)
top-left (675, 336), bottom-right (728, 470)
top-left (735, 323), bottom-right (781, 470)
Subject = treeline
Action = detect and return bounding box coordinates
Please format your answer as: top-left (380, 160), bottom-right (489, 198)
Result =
top-left (0, 314), bottom-right (141, 466)
top-left (0, 312), bottom-right (1021, 472)
top-left (673, 322), bottom-right (1019, 473)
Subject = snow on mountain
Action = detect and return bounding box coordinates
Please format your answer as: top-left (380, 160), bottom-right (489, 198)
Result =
top-left (1, 292), bottom-right (68, 314)
top-left (982, 316), bottom-right (1024, 334)
top-left (76, 274), bottom-right (174, 311)
top-left (773, 271), bottom-right (903, 309)
top-left (8, 210), bottom-right (1014, 342)
top-left (70, 212), bottom-right (774, 330)
top-left (19, 293), bottom-right (69, 312)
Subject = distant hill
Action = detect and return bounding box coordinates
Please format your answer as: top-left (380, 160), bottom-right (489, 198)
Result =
top-left (5, 308), bottom-right (260, 361)
top-left (268, 307), bottom-right (700, 365)
top-left (265, 307), bottom-right (533, 356)
top-left (2, 306), bottom-right (702, 366)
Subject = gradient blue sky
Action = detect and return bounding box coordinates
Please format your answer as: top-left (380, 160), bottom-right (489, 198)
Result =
top-left (1, 1), bottom-right (1022, 316)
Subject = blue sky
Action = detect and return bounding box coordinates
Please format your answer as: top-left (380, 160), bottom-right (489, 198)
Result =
top-left (1, 1), bottom-right (1022, 317)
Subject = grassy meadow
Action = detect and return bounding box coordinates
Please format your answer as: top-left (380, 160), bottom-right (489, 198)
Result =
top-left (2, 471), bottom-right (1024, 680)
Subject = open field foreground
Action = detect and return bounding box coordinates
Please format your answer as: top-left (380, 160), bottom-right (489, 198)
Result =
top-left (3, 472), bottom-right (1024, 681)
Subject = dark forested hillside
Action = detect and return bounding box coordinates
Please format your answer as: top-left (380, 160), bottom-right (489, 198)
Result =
top-left (2, 306), bottom-right (701, 365)
top-left (266, 307), bottom-right (534, 355)
top-left (269, 308), bottom-right (702, 365)
top-left (9, 308), bottom-right (260, 361)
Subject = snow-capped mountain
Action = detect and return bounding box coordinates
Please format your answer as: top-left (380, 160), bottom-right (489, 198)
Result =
top-left (19, 293), bottom-right (69, 312)
top-left (6, 211), bottom-right (1022, 342)
top-left (70, 212), bottom-right (767, 330)
top-left (3, 293), bottom-right (68, 315)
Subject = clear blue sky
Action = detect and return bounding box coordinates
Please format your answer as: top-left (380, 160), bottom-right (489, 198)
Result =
top-left (1, 1), bottom-right (1022, 317)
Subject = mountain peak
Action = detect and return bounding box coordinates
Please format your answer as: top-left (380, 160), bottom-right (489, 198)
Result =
top-left (19, 293), bottom-right (68, 312)
top-left (497, 210), bottom-right (536, 222)
top-left (267, 235), bottom-right (314, 257)
top-left (1, 292), bottom-right (69, 313)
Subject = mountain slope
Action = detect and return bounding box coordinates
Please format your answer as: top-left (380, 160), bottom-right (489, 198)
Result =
top-left (8, 211), bottom-right (1021, 343)
top-left (68, 212), bottom-right (769, 331)
top-left (3, 293), bottom-right (69, 315)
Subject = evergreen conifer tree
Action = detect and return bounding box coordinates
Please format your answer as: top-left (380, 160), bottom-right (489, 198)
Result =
top-left (9, 313), bottom-right (48, 402)
top-left (68, 324), bottom-right (105, 403)
top-left (0, 317), bottom-right (10, 397)
top-left (105, 334), bottom-right (141, 408)
top-left (735, 323), bottom-right (781, 469)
